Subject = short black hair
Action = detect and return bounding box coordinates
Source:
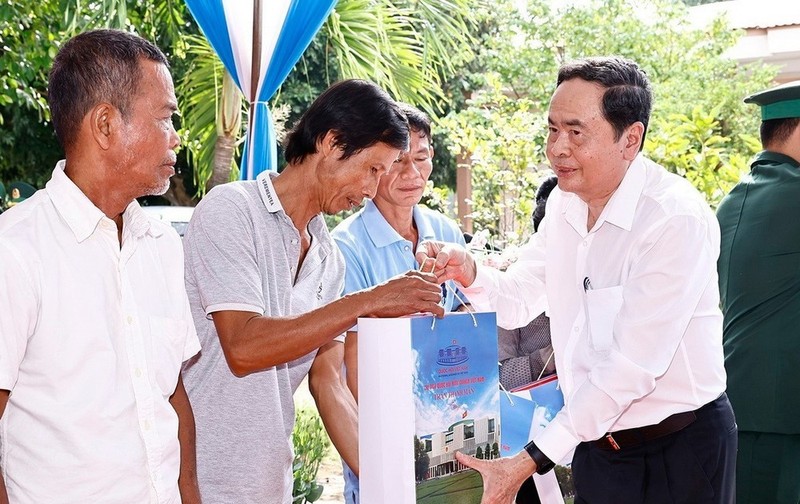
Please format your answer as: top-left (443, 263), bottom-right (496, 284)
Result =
top-left (761, 118), bottom-right (800, 149)
top-left (532, 175), bottom-right (558, 232)
top-left (557, 56), bottom-right (652, 151)
top-left (396, 102), bottom-right (432, 140)
top-left (48, 29), bottom-right (169, 151)
top-left (283, 79), bottom-right (409, 164)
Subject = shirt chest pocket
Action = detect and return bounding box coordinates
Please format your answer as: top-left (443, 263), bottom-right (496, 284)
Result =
top-left (148, 316), bottom-right (187, 395)
top-left (585, 286), bottom-right (623, 351)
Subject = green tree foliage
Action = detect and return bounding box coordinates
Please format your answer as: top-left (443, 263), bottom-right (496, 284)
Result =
top-left (1, 1), bottom-right (67, 187)
top-left (414, 435), bottom-right (431, 482)
top-left (439, 74), bottom-right (546, 246)
top-left (646, 105), bottom-right (762, 206)
top-left (0, 0), bottom-right (198, 190)
top-left (292, 408), bottom-right (330, 503)
top-left (1, 0), bottom-right (479, 197)
top-left (441, 0), bottom-right (776, 243)
top-left (554, 465), bottom-right (576, 498)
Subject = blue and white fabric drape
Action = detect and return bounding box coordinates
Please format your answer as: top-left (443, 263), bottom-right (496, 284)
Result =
top-left (185, 0), bottom-right (338, 179)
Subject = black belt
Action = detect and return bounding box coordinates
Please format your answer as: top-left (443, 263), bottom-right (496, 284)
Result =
top-left (595, 410), bottom-right (697, 451)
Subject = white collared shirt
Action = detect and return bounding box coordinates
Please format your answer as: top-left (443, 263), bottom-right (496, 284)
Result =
top-left (464, 155), bottom-right (727, 463)
top-left (0, 161), bottom-right (200, 503)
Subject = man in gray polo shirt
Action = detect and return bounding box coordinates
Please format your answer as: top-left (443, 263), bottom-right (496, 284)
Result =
top-left (182, 79), bottom-right (446, 504)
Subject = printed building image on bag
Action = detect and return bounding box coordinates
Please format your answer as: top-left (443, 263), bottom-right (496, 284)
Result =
top-left (359, 312), bottom-right (501, 504)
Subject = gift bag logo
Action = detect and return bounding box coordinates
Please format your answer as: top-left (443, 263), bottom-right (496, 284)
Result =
top-left (436, 341), bottom-right (469, 366)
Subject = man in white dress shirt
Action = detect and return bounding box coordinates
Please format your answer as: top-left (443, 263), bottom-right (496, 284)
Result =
top-left (417, 57), bottom-right (735, 504)
top-left (0, 30), bottom-right (201, 503)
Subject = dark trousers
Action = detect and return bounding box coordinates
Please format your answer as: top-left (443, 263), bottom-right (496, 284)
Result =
top-left (737, 431), bottom-right (800, 504)
top-left (515, 475), bottom-right (541, 503)
top-left (572, 394), bottom-right (737, 504)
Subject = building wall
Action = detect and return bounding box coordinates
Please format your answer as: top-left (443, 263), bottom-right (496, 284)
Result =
top-left (691, 1), bottom-right (800, 83)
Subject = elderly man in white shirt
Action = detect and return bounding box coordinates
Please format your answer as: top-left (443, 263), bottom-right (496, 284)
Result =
top-left (0, 30), bottom-right (200, 503)
top-left (418, 57), bottom-right (736, 504)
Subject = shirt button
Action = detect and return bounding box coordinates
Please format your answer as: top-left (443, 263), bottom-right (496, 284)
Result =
top-left (291, 239), bottom-right (298, 245)
top-left (144, 420), bottom-right (151, 431)
top-left (574, 326), bottom-right (580, 333)
top-left (135, 368), bottom-right (142, 378)
top-left (404, 245), bottom-right (410, 251)
top-left (127, 316), bottom-right (133, 325)
top-left (582, 241), bottom-right (588, 247)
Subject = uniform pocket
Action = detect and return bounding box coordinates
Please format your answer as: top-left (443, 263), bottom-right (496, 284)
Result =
top-left (585, 286), bottom-right (623, 351)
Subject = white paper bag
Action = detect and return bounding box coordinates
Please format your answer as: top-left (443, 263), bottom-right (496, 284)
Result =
top-left (359, 312), bottom-right (501, 504)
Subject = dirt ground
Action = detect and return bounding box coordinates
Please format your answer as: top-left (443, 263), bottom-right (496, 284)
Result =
top-left (295, 377), bottom-right (346, 504)
top-left (315, 450), bottom-right (347, 503)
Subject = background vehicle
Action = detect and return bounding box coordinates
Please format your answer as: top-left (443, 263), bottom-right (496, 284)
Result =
top-left (140, 205), bottom-right (195, 237)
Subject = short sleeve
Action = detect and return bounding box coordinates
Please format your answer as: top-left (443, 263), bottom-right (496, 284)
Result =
top-left (0, 244), bottom-right (39, 391)
top-left (184, 188), bottom-right (265, 317)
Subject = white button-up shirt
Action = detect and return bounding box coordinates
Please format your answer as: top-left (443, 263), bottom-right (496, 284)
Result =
top-left (0, 162), bottom-right (200, 503)
top-left (464, 155), bottom-right (727, 464)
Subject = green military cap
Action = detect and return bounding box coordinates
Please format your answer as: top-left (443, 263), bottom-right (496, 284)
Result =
top-left (744, 80), bottom-right (800, 121)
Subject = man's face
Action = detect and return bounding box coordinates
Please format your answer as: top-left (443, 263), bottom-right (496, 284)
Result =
top-left (546, 78), bottom-right (635, 204)
top-left (374, 128), bottom-right (433, 209)
top-left (320, 141), bottom-right (402, 215)
top-left (117, 60), bottom-right (180, 197)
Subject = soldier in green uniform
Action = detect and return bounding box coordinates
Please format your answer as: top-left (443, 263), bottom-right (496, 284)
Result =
top-left (717, 80), bottom-right (800, 504)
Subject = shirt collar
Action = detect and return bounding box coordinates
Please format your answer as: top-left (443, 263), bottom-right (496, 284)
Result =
top-left (561, 154), bottom-right (646, 234)
top-left (363, 200), bottom-right (403, 248)
top-left (598, 154), bottom-right (646, 231)
top-left (751, 150), bottom-right (800, 168)
top-left (46, 160), bottom-right (162, 243)
top-left (362, 199), bottom-right (430, 248)
top-left (413, 205), bottom-right (437, 242)
top-left (126, 200), bottom-right (163, 239)
top-left (256, 170), bottom-right (284, 213)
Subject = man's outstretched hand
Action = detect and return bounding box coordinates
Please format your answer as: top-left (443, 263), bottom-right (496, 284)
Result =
top-left (415, 241), bottom-right (477, 287)
top-left (455, 450), bottom-right (537, 504)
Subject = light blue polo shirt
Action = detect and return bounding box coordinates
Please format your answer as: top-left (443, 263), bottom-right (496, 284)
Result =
top-left (331, 199), bottom-right (467, 310)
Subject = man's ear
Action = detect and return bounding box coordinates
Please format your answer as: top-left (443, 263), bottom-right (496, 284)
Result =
top-left (88, 102), bottom-right (118, 150)
top-left (319, 130), bottom-right (340, 158)
top-left (622, 122), bottom-right (645, 161)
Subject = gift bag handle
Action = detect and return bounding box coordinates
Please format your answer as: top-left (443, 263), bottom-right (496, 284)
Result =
top-left (419, 258), bottom-right (477, 329)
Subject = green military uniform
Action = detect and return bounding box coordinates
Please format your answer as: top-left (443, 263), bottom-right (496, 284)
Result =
top-left (717, 81), bottom-right (800, 504)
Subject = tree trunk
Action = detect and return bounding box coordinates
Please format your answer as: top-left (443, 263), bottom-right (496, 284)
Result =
top-left (206, 70), bottom-right (242, 193)
top-left (206, 133), bottom-right (236, 193)
top-left (163, 172), bottom-right (198, 207)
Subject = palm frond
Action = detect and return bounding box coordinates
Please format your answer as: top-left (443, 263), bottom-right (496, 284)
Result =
top-left (178, 35), bottom-right (245, 196)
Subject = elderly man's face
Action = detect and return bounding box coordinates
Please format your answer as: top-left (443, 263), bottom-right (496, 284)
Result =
top-left (546, 78), bottom-right (635, 206)
top-left (116, 59), bottom-right (180, 197)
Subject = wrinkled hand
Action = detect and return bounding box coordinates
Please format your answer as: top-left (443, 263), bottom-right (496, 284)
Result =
top-left (415, 241), bottom-right (476, 287)
top-left (366, 270), bottom-right (446, 318)
top-left (456, 451), bottom-right (536, 504)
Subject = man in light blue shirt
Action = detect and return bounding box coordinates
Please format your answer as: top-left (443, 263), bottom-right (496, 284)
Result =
top-left (331, 104), bottom-right (467, 503)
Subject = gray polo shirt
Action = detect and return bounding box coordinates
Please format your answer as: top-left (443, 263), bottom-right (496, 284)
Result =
top-left (182, 172), bottom-right (345, 504)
